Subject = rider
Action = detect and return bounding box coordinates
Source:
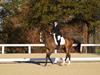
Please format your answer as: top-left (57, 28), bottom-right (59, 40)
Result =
top-left (52, 20), bottom-right (62, 50)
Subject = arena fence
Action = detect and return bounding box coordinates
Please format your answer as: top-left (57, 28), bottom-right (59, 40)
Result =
top-left (0, 44), bottom-right (100, 62)
top-left (0, 44), bottom-right (45, 54)
top-left (0, 44), bottom-right (100, 54)
top-left (80, 44), bottom-right (100, 53)
top-left (0, 44), bottom-right (78, 54)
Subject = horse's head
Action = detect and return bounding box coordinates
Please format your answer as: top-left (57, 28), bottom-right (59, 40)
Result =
top-left (43, 26), bottom-right (53, 37)
top-left (42, 26), bottom-right (56, 51)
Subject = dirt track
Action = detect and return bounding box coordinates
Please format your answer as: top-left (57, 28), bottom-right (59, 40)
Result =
top-left (0, 62), bottom-right (100, 75)
top-left (0, 53), bottom-right (100, 75)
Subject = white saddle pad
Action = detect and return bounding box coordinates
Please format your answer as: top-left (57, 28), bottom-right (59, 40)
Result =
top-left (54, 35), bottom-right (65, 45)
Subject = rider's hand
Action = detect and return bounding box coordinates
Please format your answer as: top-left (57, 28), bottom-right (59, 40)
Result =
top-left (53, 33), bottom-right (55, 35)
top-left (50, 33), bottom-right (52, 35)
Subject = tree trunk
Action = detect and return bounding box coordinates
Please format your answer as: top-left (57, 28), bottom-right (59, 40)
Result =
top-left (88, 26), bottom-right (96, 53)
top-left (82, 23), bottom-right (88, 53)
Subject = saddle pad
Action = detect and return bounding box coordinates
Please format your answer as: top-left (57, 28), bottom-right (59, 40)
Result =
top-left (54, 35), bottom-right (65, 45)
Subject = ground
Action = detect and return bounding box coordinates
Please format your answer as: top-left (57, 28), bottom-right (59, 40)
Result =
top-left (0, 62), bottom-right (100, 75)
top-left (0, 53), bottom-right (100, 75)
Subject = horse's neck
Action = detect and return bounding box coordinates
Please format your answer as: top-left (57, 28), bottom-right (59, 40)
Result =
top-left (45, 34), bottom-right (55, 44)
top-left (45, 35), bottom-right (53, 42)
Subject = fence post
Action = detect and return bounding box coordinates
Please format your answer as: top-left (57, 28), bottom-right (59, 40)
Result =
top-left (28, 46), bottom-right (31, 54)
top-left (80, 44), bottom-right (82, 53)
top-left (2, 46), bottom-right (4, 54)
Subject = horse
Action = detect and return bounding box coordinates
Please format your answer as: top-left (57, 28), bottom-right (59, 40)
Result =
top-left (42, 27), bottom-right (74, 66)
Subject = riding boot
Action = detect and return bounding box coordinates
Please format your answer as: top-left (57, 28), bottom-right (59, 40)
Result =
top-left (57, 40), bottom-right (60, 50)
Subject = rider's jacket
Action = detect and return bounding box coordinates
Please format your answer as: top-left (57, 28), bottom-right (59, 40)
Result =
top-left (52, 24), bottom-right (61, 36)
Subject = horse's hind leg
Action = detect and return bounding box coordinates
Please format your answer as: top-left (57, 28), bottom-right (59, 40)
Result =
top-left (64, 48), bottom-right (71, 65)
top-left (66, 49), bottom-right (71, 65)
top-left (66, 54), bottom-right (71, 65)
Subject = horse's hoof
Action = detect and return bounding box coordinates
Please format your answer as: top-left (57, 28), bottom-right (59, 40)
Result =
top-left (50, 62), bottom-right (54, 65)
top-left (44, 63), bottom-right (47, 66)
top-left (67, 61), bottom-right (71, 65)
top-left (62, 61), bottom-right (66, 65)
top-left (57, 62), bottom-right (63, 66)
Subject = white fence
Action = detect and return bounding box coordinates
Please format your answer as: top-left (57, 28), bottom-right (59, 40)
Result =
top-left (0, 44), bottom-right (100, 54)
top-left (80, 44), bottom-right (100, 53)
top-left (0, 44), bottom-right (45, 54)
top-left (0, 44), bottom-right (100, 62)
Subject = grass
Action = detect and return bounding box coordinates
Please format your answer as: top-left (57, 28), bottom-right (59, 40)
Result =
top-left (96, 49), bottom-right (100, 53)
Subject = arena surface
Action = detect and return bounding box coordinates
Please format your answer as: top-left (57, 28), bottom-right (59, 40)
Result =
top-left (0, 62), bottom-right (100, 75)
top-left (0, 53), bottom-right (100, 75)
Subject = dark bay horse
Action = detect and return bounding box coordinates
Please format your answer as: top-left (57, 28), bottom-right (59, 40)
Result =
top-left (42, 27), bottom-right (74, 66)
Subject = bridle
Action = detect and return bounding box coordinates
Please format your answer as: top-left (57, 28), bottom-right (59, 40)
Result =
top-left (44, 29), bottom-right (53, 36)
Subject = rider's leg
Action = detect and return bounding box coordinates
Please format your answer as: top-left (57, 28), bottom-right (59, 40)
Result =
top-left (55, 34), bottom-right (58, 49)
top-left (58, 40), bottom-right (60, 46)
top-left (57, 40), bottom-right (61, 50)
top-left (55, 34), bottom-right (61, 50)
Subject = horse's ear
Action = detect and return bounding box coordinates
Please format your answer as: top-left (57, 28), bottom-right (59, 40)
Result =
top-left (48, 22), bottom-right (52, 25)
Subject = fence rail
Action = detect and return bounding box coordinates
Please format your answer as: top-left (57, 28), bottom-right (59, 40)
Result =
top-left (0, 44), bottom-right (100, 54)
top-left (0, 44), bottom-right (45, 54)
top-left (80, 44), bottom-right (100, 53)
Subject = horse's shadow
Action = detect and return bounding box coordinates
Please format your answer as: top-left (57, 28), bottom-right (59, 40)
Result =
top-left (16, 58), bottom-right (55, 66)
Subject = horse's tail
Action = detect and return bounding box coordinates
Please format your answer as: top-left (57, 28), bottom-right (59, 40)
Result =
top-left (76, 42), bottom-right (81, 53)
top-left (73, 39), bottom-right (81, 53)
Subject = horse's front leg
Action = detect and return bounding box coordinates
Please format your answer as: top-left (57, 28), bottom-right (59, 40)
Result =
top-left (45, 54), bottom-right (48, 66)
top-left (45, 49), bottom-right (53, 66)
top-left (45, 54), bottom-right (53, 66)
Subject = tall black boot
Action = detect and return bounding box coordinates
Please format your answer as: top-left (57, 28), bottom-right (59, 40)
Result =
top-left (57, 40), bottom-right (60, 50)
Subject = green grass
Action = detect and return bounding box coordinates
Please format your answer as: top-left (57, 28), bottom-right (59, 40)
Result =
top-left (96, 49), bottom-right (100, 53)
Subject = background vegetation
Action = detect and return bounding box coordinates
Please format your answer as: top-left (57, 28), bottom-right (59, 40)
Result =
top-left (0, 0), bottom-right (100, 53)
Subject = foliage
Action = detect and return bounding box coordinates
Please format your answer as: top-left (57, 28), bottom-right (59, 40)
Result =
top-left (2, 0), bottom-right (23, 15)
top-left (19, 0), bottom-right (99, 28)
top-left (2, 0), bottom-right (100, 27)
top-left (1, 0), bottom-right (100, 44)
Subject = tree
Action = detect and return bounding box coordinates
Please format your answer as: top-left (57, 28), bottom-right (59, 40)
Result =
top-left (2, 0), bottom-right (100, 43)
